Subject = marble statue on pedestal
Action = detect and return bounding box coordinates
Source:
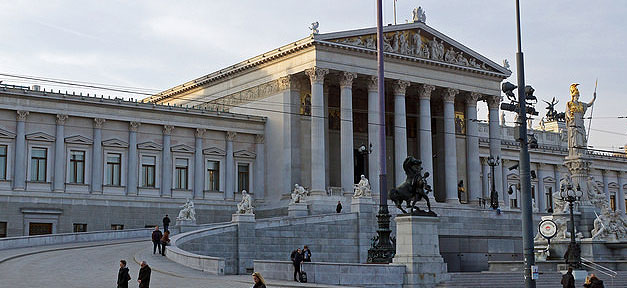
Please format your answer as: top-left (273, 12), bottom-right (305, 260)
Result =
top-left (291, 184), bottom-right (308, 204)
top-left (353, 175), bottom-right (372, 198)
top-left (236, 190), bottom-right (254, 214)
top-left (566, 83), bottom-right (596, 158)
top-left (177, 198), bottom-right (196, 221)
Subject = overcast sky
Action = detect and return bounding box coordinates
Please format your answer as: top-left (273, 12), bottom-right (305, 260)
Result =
top-left (0, 0), bottom-right (625, 149)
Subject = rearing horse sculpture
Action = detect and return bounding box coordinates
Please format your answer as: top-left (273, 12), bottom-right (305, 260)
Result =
top-left (388, 156), bottom-right (434, 215)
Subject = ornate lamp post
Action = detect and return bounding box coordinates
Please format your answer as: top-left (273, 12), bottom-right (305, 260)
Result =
top-left (559, 183), bottom-right (583, 269)
top-left (487, 156), bottom-right (500, 209)
top-left (358, 144), bottom-right (372, 177)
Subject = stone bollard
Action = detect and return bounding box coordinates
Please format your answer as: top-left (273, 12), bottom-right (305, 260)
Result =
top-left (232, 213), bottom-right (255, 274)
top-left (393, 215), bottom-right (449, 288)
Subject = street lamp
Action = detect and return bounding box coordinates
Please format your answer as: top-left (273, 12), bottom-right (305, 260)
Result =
top-left (358, 144), bottom-right (372, 178)
top-left (559, 183), bottom-right (583, 269)
top-left (487, 156), bottom-right (500, 209)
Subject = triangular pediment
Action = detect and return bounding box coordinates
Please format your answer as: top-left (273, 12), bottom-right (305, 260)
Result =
top-left (137, 141), bottom-right (162, 151)
top-left (102, 138), bottom-right (129, 148)
top-left (233, 149), bottom-right (256, 159)
top-left (26, 132), bottom-right (55, 142)
top-left (203, 147), bottom-right (226, 156)
top-left (0, 127), bottom-right (16, 139)
top-left (65, 135), bottom-right (93, 145)
top-left (316, 22), bottom-right (510, 75)
top-left (171, 144), bottom-right (194, 153)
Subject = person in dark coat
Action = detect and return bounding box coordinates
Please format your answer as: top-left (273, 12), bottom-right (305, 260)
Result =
top-left (151, 226), bottom-right (162, 254)
top-left (137, 261), bottom-right (151, 288)
top-left (251, 272), bottom-right (267, 288)
top-left (336, 201), bottom-right (342, 213)
top-left (561, 267), bottom-right (575, 288)
top-left (117, 259), bottom-right (131, 288)
top-left (302, 245), bottom-right (312, 262)
top-left (160, 230), bottom-right (170, 256)
top-left (162, 214), bottom-right (171, 232)
top-left (584, 273), bottom-right (604, 288)
top-left (290, 248), bottom-right (303, 282)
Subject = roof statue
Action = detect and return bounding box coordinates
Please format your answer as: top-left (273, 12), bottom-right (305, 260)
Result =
top-left (566, 83), bottom-right (596, 158)
top-left (412, 6), bottom-right (426, 23)
top-left (502, 59), bottom-right (510, 70)
top-left (309, 21), bottom-right (319, 35)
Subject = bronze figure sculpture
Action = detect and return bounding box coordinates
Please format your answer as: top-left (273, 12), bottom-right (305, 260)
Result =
top-left (388, 156), bottom-right (436, 216)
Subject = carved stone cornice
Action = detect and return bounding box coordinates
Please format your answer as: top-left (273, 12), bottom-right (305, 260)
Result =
top-left (94, 118), bottom-right (106, 128)
top-left (305, 67), bottom-right (329, 84)
top-left (339, 72), bottom-right (357, 88)
top-left (226, 131), bottom-right (237, 141)
top-left (129, 121), bottom-right (141, 132)
top-left (418, 84), bottom-right (436, 100)
top-left (466, 92), bottom-right (481, 105)
top-left (163, 125), bottom-right (174, 135)
top-left (443, 88), bottom-right (459, 103)
top-left (195, 128), bottom-right (206, 138)
top-left (16, 110), bottom-right (29, 122)
top-left (392, 80), bottom-right (411, 96)
top-left (255, 134), bottom-right (265, 144)
top-left (278, 75), bottom-right (302, 91)
top-left (367, 76), bottom-right (378, 92)
top-left (486, 95), bottom-right (503, 109)
top-left (56, 114), bottom-right (68, 125)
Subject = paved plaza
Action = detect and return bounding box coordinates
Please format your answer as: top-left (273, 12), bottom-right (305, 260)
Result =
top-left (0, 239), bottom-right (352, 288)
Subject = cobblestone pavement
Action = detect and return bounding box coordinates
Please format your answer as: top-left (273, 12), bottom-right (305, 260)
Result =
top-left (0, 239), bottom-right (352, 288)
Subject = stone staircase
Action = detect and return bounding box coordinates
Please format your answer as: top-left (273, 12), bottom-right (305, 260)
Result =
top-left (437, 271), bottom-right (627, 288)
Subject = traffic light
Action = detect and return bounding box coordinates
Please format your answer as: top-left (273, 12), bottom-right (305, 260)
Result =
top-left (502, 82), bottom-right (517, 101)
top-left (525, 85), bottom-right (537, 102)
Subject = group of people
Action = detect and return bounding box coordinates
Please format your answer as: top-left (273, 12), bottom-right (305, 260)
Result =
top-left (151, 226), bottom-right (170, 256)
top-left (290, 245), bottom-right (312, 282)
top-left (561, 268), bottom-right (605, 288)
top-left (116, 260), bottom-right (151, 288)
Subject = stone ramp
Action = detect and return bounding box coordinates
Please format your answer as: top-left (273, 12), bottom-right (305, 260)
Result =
top-left (437, 271), bottom-right (627, 288)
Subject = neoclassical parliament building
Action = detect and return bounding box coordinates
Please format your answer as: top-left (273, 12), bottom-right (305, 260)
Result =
top-left (1, 18), bottom-right (625, 271)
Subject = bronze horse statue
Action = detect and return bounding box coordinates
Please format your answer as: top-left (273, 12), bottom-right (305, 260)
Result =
top-left (388, 156), bottom-right (434, 215)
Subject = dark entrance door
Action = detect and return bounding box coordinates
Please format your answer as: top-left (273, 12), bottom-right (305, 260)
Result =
top-left (354, 149), bottom-right (369, 184)
top-left (29, 222), bottom-right (52, 236)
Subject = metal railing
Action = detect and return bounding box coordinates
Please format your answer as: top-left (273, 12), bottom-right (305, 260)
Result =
top-left (581, 257), bottom-right (617, 287)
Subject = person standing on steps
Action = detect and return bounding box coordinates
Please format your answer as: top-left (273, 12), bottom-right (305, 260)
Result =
top-left (561, 267), bottom-right (575, 288)
top-left (151, 226), bottom-right (162, 255)
top-left (336, 201), bottom-right (342, 213)
top-left (290, 248), bottom-right (303, 282)
top-left (162, 214), bottom-right (171, 232)
top-left (117, 259), bottom-right (131, 288)
top-left (137, 261), bottom-right (151, 288)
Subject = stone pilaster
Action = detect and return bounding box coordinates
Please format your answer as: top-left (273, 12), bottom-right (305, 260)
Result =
top-left (481, 158), bottom-right (489, 202)
top-left (225, 131), bottom-right (236, 200)
top-left (537, 164), bottom-right (546, 212)
top-left (618, 172), bottom-right (625, 214)
top-left (254, 134), bottom-right (265, 200)
top-left (466, 92), bottom-right (481, 204)
top-left (487, 95), bottom-right (504, 204)
top-left (305, 67), bottom-right (329, 195)
top-left (443, 88), bottom-right (458, 203)
top-left (279, 75), bottom-right (302, 196)
top-left (393, 80), bottom-right (410, 186)
top-left (418, 85), bottom-right (435, 189)
top-left (194, 128), bottom-right (205, 199)
top-left (53, 114), bottom-right (68, 192)
top-left (92, 118), bottom-right (105, 193)
top-left (13, 111), bottom-right (28, 190)
top-left (127, 122), bottom-right (140, 195)
top-left (340, 72), bottom-right (356, 195)
top-left (161, 125), bottom-right (174, 197)
top-left (367, 76), bottom-right (380, 198)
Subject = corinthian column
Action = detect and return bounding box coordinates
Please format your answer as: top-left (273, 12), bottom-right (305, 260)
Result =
top-left (254, 134), bottom-right (265, 200)
top-left (194, 128), bottom-right (205, 199)
top-left (487, 95), bottom-right (504, 204)
top-left (13, 111), bottom-right (28, 190)
top-left (92, 118), bottom-right (105, 193)
top-left (225, 131), bottom-right (236, 200)
top-left (419, 85), bottom-right (435, 189)
top-left (127, 121), bottom-right (140, 195)
top-left (466, 92), bottom-right (482, 204)
top-left (339, 72), bottom-right (356, 195)
top-left (278, 75), bottom-right (302, 196)
top-left (53, 114), bottom-right (68, 192)
top-left (305, 67), bottom-right (329, 195)
top-left (443, 88), bottom-right (459, 203)
top-left (367, 76), bottom-right (380, 197)
top-left (161, 125), bottom-right (173, 197)
top-left (393, 80), bottom-right (410, 186)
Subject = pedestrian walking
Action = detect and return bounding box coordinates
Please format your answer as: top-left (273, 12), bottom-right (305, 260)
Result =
top-left (583, 273), bottom-right (604, 288)
top-left (137, 261), bottom-right (151, 288)
top-left (117, 259), bottom-right (131, 288)
top-left (290, 248), bottom-right (303, 282)
top-left (251, 272), bottom-right (267, 288)
top-left (336, 201), bottom-right (342, 213)
top-left (560, 267), bottom-right (575, 288)
top-left (302, 245), bottom-right (312, 262)
top-left (162, 214), bottom-right (171, 232)
top-left (160, 230), bottom-right (170, 256)
top-left (151, 226), bottom-right (162, 255)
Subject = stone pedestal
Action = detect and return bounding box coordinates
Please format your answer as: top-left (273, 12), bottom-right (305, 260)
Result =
top-left (351, 197), bottom-right (375, 263)
top-left (175, 219), bottom-right (198, 233)
top-left (232, 213), bottom-right (255, 274)
top-left (306, 195), bottom-right (344, 215)
top-left (288, 202), bottom-right (309, 217)
top-left (393, 215), bottom-right (448, 288)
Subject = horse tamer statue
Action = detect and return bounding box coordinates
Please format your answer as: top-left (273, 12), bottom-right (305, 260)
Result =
top-left (388, 156), bottom-right (436, 216)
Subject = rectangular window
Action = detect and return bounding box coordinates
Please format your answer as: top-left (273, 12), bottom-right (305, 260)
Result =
top-left (610, 195), bottom-right (616, 211)
top-left (73, 223), bottom-right (87, 233)
top-left (545, 187), bottom-right (553, 212)
top-left (175, 158), bottom-right (188, 189)
top-left (0, 145), bottom-right (6, 180)
top-left (106, 153), bottom-right (121, 186)
top-left (69, 150), bottom-right (85, 184)
top-left (111, 224), bottom-right (124, 230)
top-left (30, 148), bottom-right (47, 182)
top-left (141, 156), bottom-right (156, 187)
top-left (0, 222), bottom-right (6, 238)
top-left (206, 160), bottom-right (219, 191)
top-left (237, 163), bottom-right (249, 193)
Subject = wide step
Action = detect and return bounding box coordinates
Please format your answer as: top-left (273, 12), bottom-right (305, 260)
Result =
top-left (437, 272), bottom-right (627, 288)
